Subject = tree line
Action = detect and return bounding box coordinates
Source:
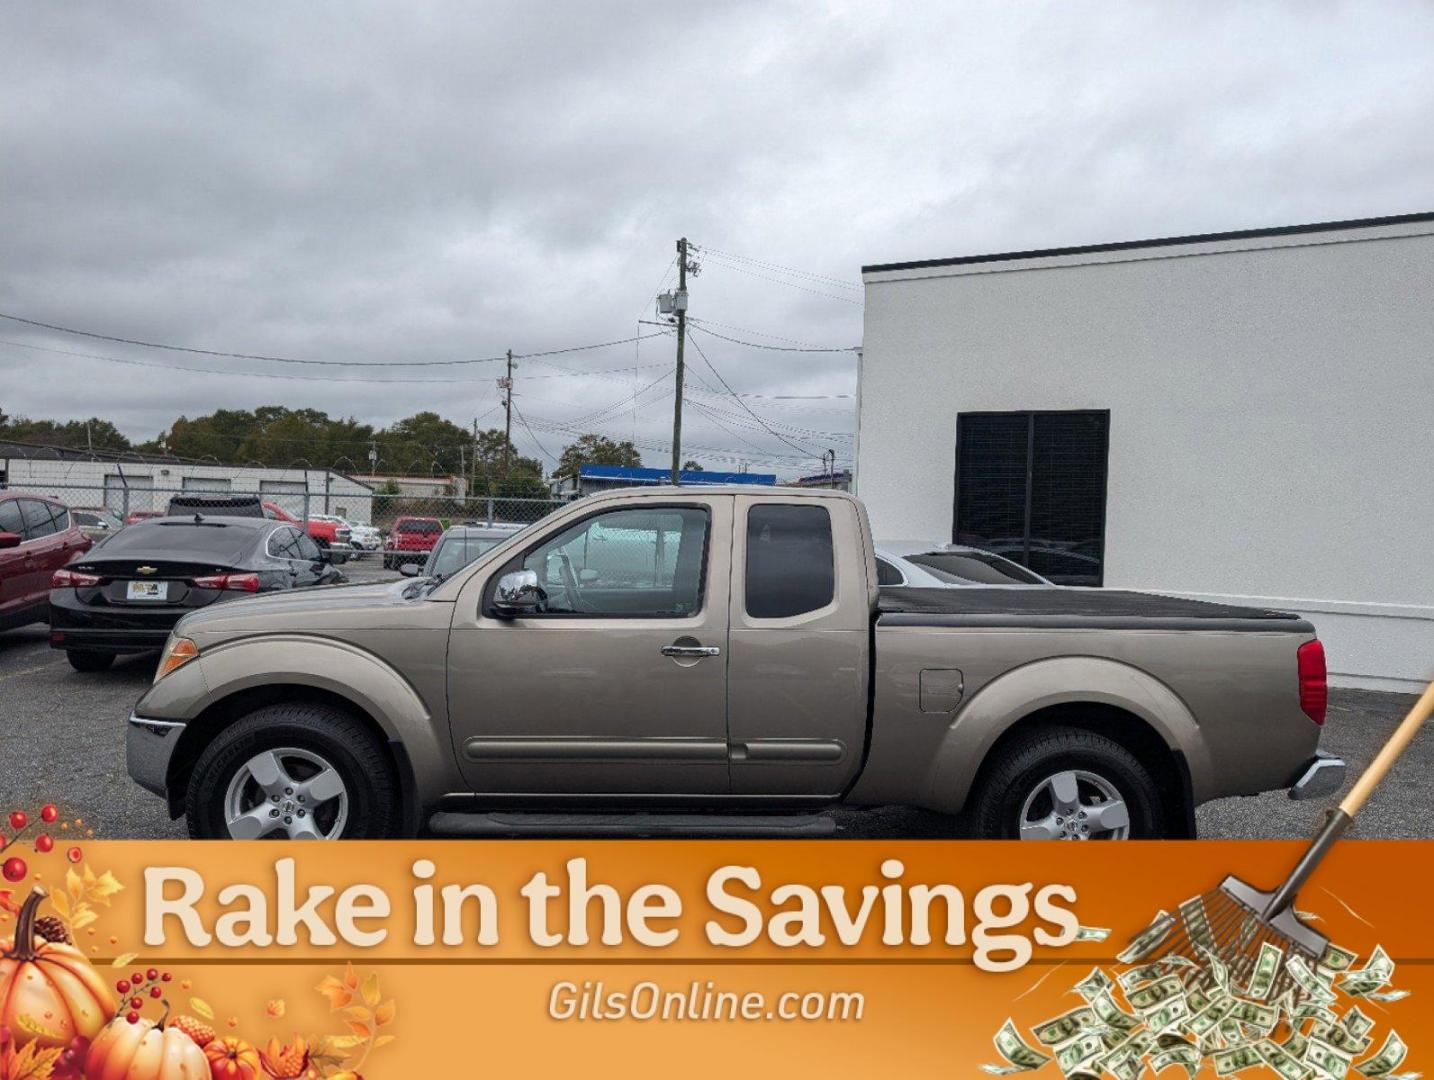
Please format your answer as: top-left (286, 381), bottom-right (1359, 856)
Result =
top-left (0, 404), bottom-right (656, 497)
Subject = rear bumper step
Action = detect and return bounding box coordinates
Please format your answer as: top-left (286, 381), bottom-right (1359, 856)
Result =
top-left (427, 811), bottom-right (837, 838)
top-left (1288, 751), bottom-right (1347, 801)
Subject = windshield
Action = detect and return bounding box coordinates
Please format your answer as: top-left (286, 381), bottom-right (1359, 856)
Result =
top-left (906, 551), bottom-right (1045, 585)
top-left (428, 534), bottom-right (506, 579)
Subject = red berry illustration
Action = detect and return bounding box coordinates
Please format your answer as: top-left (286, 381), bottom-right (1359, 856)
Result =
top-left (2, 856), bottom-right (26, 882)
top-left (150, 986), bottom-right (162, 998)
top-left (129, 996), bottom-right (143, 1010)
top-left (40, 804), bottom-right (58, 824)
top-left (131, 972), bottom-right (143, 985)
top-left (66, 846), bottom-right (83, 863)
top-left (126, 1011), bottom-right (139, 1024)
top-left (8, 811), bottom-right (26, 831)
top-left (146, 967), bottom-right (159, 980)
top-left (35, 834), bottom-right (54, 853)
top-left (116, 979), bottom-right (130, 993)
top-left (161, 972), bottom-right (172, 982)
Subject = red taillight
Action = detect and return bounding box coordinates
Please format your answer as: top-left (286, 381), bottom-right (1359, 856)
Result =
top-left (1297, 640), bottom-right (1328, 726)
top-left (52, 568), bottom-right (101, 588)
top-left (192, 572), bottom-right (261, 593)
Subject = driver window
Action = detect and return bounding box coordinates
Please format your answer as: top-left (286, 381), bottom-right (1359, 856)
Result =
top-left (519, 506), bottom-right (709, 617)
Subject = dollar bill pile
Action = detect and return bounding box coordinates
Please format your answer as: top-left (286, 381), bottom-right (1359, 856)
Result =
top-left (982, 906), bottom-right (1417, 1080)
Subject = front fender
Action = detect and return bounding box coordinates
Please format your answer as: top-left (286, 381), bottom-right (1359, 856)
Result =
top-left (134, 634), bottom-right (463, 813)
top-left (925, 655), bottom-right (1210, 814)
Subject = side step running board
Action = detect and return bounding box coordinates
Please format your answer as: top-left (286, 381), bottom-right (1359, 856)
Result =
top-left (427, 811), bottom-right (836, 838)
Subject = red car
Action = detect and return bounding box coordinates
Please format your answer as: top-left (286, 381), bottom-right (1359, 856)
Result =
top-left (383, 516), bottom-right (443, 569)
top-left (0, 492), bottom-right (92, 631)
top-left (262, 502), bottom-right (351, 563)
top-left (125, 510), bottom-right (164, 525)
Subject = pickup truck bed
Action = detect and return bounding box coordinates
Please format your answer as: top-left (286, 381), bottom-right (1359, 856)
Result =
top-left (878, 587), bottom-right (1313, 630)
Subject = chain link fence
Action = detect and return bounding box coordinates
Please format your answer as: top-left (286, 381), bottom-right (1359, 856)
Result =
top-left (0, 457), bottom-right (575, 573)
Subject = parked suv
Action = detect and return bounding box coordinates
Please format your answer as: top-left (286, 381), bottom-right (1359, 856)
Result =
top-left (0, 492), bottom-right (92, 631)
top-left (382, 516), bottom-right (443, 569)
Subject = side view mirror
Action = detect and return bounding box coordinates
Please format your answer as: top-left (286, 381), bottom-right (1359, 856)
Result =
top-left (0, 532), bottom-right (20, 550)
top-left (399, 562), bottom-right (421, 577)
top-left (493, 569), bottom-right (544, 617)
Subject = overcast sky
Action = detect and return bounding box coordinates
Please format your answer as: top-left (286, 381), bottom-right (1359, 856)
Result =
top-left (3, 1), bottom-right (1432, 476)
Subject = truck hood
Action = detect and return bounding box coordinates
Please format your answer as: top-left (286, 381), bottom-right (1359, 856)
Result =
top-left (175, 580), bottom-right (445, 637)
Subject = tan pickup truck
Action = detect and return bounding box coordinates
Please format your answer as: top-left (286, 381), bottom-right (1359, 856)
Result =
top-left (126, 486), bottom-right (1345, 840)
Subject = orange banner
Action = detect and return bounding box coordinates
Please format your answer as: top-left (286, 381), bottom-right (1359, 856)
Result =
top-left (0, 840), bottom-right (1427, 1078)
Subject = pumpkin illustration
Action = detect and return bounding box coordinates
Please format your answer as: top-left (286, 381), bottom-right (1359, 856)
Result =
top-left (85, 1011), bottom-right (208, 1080)
top-left (0, 887), bottom-right (115, 1049)
top-left (204, 1036), bottom-right (263, 1080)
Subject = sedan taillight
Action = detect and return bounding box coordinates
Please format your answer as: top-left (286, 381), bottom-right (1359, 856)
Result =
top-left (192, 572), bottom-right (261, 592)
top-left (1297, 639), bottom-right (1328, 726)
top-left (52, 568), bottom-right (101, 588)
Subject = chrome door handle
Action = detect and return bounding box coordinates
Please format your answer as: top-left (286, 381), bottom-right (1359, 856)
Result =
top-left (661, 644), bottom-right (721, 658)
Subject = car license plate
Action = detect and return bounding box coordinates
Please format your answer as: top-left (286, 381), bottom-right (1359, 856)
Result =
top-left (125, 580), bottom-right (167, 601)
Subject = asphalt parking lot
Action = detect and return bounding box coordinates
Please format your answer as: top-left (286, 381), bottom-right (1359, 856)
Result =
top-left (1, 556), bottom-right (1428, 840)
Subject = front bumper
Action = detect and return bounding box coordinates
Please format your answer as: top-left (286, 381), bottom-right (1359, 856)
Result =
top-left (127, 714), bottom-right (186, 798)
top-left (1288, 750), bottom-right (1347, 801)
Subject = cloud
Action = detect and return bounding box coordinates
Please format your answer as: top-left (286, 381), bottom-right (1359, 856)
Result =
top-left (2, 0), bottom-right (1431, 473)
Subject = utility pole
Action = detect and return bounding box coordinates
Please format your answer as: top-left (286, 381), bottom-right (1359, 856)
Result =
top-left (662, 240), bottom-right (696, 487)
top-left (471, 417), bottom-right (479, 499)
top-left (825, 448), bottom-right (836, 488)
top-left (500, 349), bottom-right (514, 477)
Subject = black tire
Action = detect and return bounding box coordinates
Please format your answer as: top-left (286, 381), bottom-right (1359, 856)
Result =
top-left (967, 725), bottom-right (1164, 840)
top-left (66, 649), bottom-right (115, 672)
top-left (185, 702), bottom-right (402, 840)
top-left (382, 554), bottom-right (392, 570)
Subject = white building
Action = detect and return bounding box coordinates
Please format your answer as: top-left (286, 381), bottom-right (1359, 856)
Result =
top-left (0, 441), bottom-right (376, 524)
top-left (856, 212), bottom-right (1434, 692)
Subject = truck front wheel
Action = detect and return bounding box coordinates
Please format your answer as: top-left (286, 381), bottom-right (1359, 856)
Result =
top-left (184, 703), bottom-right (401, 840)
top-left (968, 725), bottom-right (1163, 840)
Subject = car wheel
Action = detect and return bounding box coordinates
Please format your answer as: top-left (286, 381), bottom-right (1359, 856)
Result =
top-left (66, 649), bottom-right (115, 672)
top-left (184, 703), bottom-right (401, 840)
top-left (967, 725), bottom-right (1163, 840)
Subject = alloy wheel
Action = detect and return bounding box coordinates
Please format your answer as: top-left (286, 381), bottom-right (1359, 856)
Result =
top-left (222, 747), bottom-right (349, 840)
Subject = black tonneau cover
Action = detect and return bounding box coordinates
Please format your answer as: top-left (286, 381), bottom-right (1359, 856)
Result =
top-left (878, 588), bottom-right (1311, 633)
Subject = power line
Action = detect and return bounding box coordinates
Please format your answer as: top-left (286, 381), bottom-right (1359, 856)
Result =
top-left (0, 310), bottom-right (671, 367)
top-left (696, 255), bottom-right (864, 306)
top-left (685, 332), bottom-right (821, 458)
top-left (509, 401), bottom-right (559, 465)
top-left (691, 246), bottom-right (863, 291)
top-left (681, 317), bottom-right (842, 350)
top-left (688, 323), bottom-right (857, 353)
top-left (0, 338), bottom-right (505, 385)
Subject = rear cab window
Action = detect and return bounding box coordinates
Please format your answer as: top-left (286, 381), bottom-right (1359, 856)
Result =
top-left (744, 504), bottom-right (835, 619)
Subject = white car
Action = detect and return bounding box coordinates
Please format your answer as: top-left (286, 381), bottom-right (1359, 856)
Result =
top-left (313, 514), bottom-right (382, 553)
top-left (875, 541), bottom-right (1053, 587)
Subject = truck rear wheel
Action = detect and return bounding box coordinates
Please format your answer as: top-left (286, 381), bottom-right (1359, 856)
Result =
top-left (968, 725), bottom-right (1163, 840)
top-left (184, 703), bottom-right (401, 840)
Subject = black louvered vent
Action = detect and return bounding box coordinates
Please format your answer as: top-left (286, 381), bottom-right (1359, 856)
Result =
top-left (953, 410), bottom-right (1109, 586)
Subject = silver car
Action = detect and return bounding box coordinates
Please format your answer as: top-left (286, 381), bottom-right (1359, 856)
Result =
top-left (402, 522), bottom-right (529, 582)
top-left (875, 541), bottom-right (1052, 587)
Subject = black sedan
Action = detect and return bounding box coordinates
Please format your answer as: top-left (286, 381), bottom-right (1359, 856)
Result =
top-left (49, 515), bottom-right (345, 671)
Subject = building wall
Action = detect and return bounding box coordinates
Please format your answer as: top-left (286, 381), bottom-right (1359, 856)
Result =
top-left (858, 219), bottom-right (1434, 690)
